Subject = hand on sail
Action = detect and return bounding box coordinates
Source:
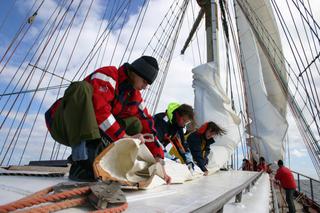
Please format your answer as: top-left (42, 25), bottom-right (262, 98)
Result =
top-left (155, 157), bottom-right (172, 184)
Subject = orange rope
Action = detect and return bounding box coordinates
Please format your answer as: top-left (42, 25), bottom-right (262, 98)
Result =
top-left (14, 186), bottom-right (54, 203)
top-left (0, 183), bottom-right (128, 213)
top-left (0, 186), bottom-right (90, 212)
top-left (19, 197), bottom-right (87, 213)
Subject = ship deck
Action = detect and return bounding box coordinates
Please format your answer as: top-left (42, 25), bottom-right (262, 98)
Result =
top-left (0, 169), bottom-right (271, 212)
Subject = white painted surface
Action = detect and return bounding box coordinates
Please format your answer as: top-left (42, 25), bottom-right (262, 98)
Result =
top-left (224, 173), bottom-right (271, 213)
top-left (0, 170), bottom-right (270, 212)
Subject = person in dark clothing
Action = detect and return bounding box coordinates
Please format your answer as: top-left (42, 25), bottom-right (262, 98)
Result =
top-left (45, 56), bottom-right (171, 183)
top-left (153, 103), bottom-right (195, 172)
top-left (275, 160), bottom-right (296, 213)
top-left (242, 158), bottom-right (251, 171)
top-left (187, 122), bottom-right (226, 176)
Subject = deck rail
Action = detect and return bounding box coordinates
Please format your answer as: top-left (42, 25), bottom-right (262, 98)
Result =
top-left (191, 171), bottom-right (263, 213)
top-left (292, 170), bottom-right (320, 205)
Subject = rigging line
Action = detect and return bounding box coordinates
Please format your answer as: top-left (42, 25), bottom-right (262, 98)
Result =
top-left (22, 0), bottom-right (79, 162)
top-left (53, 143), bottom-right (61, 160)
top-left (153, 0), bottom-right (190, 113)
top-left (0, 101), bottom-right (28, 165)
top-left (0, 0), bottom-right (44, 74)
top-left (77, 0), bottom-right (131, 80)
top-left (299, 51), bottom-right (320, 76)
top-left (0, 1), bottom-right (66, 158)
top-left (14, 19), bottom-right (73, 165)
top-left (227, 10), bottom-right (246, 117)
top-left (145, 2), bottom-right (183, 75)
top-left (305, 0), bottom-right (320, 56)
top-left (92, 0), bottom-right (111, 70)
top-left (56, 0), bottom-right (92, 100)
top-left (0, 84), bottom-right (69, 97)
top-left (1, 0), bottom-right (68, 165)
top-left (110, 0), bottom-right (132, 65)
top-left (0, 0), bottom-right (67, 111)
top-left (0, 0), bottom-right (39, 66)
top-left (285, 0), bottom-right (320, 127)
top-left (186, 8), bottom-right (196, 65)
top-left (28, 64), bottom-right (72, 82)
top-left (293, 0), bottom-right (320, 43)
top-left (39, 129), bottom-right (51, 160)
top-left (0, 1), bottom-right (63, 103)
top-left (70, 0), bottom-right (130, 81)
top-left (190, 0), bottom-right (202, 64)
top-left (270, 0), bottom-right (317, 118)
top-left (142, 0), bottom-right (181, 54)
top-left (297, 0), bottom-right (320, 77)
top-left (0, 0), bottom-right (18, 35)
top-left (261, 29), bottom-right (320, 170)
top-left (0, 0), bottom-right (70, 124)
top-left (0, 1), bottom-right (75, 164)
top-left (61, 146), bottom-right (69, 160)
top-left (127, 0), bottom-right (150, 62)
top-left (32, 4), bottom-right (76, 162)
top-left (233, 1), bottom-right (257, 161)
top-left (289, 98), bottom-right (320, 176)
top-left (44, 0), bottom-right (85, 159)
top-left (98, 0), bottom-right (119, 68)
top-left (142, 1), bottom-right (183, 106)
top-left (144, 1), bottom-right (181, 60)
top-left (286, 0), bottom-right (320, 113)
top-left (256, 2), bottom-right (320, 151)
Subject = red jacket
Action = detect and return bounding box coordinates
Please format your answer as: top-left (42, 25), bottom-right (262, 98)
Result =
top-left (275, 166), bottom-right (297, 189)
top-left (48, 65), bottom-right (164, 158)
top-left (257, 163), bottom-right (267, 172)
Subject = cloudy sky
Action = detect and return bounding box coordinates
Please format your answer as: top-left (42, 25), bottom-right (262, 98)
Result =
top-left (0, 0), bottom-right (319, 179)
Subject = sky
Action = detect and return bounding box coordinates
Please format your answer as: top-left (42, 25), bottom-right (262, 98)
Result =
top-left (0, 0), bottom-right (319, 180)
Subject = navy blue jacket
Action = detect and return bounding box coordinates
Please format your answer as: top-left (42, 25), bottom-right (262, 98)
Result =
top-left (153, 112), bottom-right (191, 163)
top-left (187, 131), bottom-right (215, 172)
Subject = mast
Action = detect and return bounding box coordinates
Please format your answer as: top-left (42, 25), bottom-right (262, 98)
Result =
top-left (198, 0), bottom-right (218, 64)
top-left (181, 0), bottom-right (218, 64)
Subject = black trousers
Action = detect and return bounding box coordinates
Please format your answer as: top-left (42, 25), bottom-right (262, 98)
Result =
top-left (285, 188), bottom-right (296, 213)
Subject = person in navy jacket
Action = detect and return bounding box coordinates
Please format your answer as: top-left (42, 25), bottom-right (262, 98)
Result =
top-left (187, 122), bottom-right (226, 175)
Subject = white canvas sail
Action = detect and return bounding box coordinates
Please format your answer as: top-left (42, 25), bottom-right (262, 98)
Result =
top-left (236, 0), bottom-right (288, 163)
top-left (193, 62), bottom-right (241, 170)
top-left (244, 0), bottom-right (288, 117)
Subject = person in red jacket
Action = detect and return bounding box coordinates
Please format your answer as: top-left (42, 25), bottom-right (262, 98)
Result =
top-left (275, 160), bottom-right (296, 213)
top-left (257, 156), bottom-right (267, 172)
top-left (45, 56), bottom-right (171, 183)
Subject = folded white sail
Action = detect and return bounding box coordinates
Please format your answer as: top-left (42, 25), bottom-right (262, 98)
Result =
top-left (193, 62), bottom-right (241, 169)
top-left (236, 0), bottom-right (288, 163)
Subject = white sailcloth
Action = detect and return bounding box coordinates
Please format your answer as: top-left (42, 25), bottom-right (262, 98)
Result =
top-left (236, 0), bottom-right (288, 163)
top-left (193, 62), bottom-right (241, 170)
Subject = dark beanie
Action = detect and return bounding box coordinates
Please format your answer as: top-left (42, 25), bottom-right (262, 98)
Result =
top-left (129, 56), bottom-right (159, 84)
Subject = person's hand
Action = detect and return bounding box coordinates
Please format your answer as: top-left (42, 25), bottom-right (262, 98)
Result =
top-left (164, 173), bottom-right (172, 184)
top-left (203, 170), bottom-right (209, 176)
top-left (155, 157), bottom-right (172, 184)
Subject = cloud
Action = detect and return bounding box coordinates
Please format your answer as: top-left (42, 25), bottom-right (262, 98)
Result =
top-left (291, 148), bottom-right (307, 158)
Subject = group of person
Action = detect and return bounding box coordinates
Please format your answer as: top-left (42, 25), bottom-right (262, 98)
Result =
top-left (242, 157), bottom-right (297, 213)
top-left (242, 156), bottom-right (272, 173)
top-left (45, 56), bottom-right (226, 183)
top-left (45, 55), bottom-right (298, 212)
